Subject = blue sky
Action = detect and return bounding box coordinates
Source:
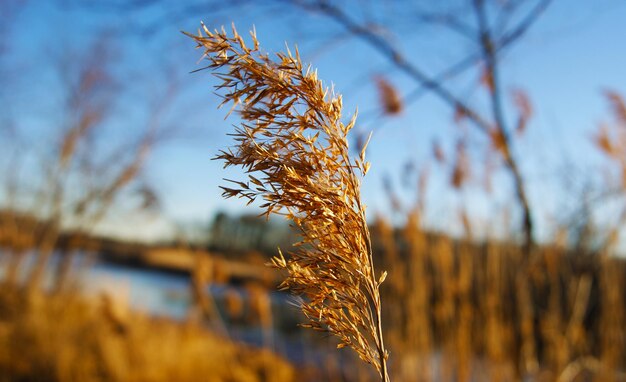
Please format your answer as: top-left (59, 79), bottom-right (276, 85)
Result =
top-left (2, 0), bottom-right (626, 242)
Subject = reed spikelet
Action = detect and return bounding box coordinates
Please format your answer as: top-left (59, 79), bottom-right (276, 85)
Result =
top-left (186, 23), bottom-right (390, 380)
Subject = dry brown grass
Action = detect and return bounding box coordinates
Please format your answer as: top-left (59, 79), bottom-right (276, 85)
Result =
top-left (0, 287), bottom-right (295, 382)
top-left (370, 216), bottom-right (626, 382)
top-left (186, 23), bottom-right (390, 381)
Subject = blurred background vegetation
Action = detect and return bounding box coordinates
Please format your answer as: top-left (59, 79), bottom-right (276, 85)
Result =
top-left (1, 0), bottom-right (626, 381)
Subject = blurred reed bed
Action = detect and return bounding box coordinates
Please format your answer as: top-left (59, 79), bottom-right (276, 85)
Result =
top-left (3, 211), bottom-right (624, 382)
top-left (0, 286), bottom-right (295, 382)
top-left (372, 213), bottom-right (626, 382)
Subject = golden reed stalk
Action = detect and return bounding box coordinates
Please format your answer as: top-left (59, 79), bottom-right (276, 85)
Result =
top-left (186, 23), bottom-right (390, 380)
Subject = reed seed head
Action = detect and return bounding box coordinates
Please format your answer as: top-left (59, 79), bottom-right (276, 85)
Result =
top-left (186, 23), bottom-right (389, 377)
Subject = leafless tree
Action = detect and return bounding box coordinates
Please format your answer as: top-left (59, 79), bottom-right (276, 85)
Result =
top-left (286, 0), bottom-right (553, 252)
top-left (0, 31), bottom-right (176, 292)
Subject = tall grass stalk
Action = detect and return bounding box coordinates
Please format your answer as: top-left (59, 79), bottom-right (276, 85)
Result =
top-left (186, 24), bottom-right (390, 381)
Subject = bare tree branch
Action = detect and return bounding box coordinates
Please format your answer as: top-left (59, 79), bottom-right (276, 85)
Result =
top-left (291, 0), bottom-right (553, 250)
top-left (473, 0), bottom-right (535, 250)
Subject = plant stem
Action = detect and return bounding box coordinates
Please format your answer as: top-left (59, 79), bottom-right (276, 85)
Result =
top-left (376, 302), bottom-right (390, 382)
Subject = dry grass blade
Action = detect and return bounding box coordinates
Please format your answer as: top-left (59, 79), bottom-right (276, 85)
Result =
top-left (185, 23), bottom-right (390, 380)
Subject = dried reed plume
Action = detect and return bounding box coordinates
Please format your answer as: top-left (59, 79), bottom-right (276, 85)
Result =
top-left (186, 24), bottom-right (390, 380)
top-left (375, 76), bottom-right (403, 115)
